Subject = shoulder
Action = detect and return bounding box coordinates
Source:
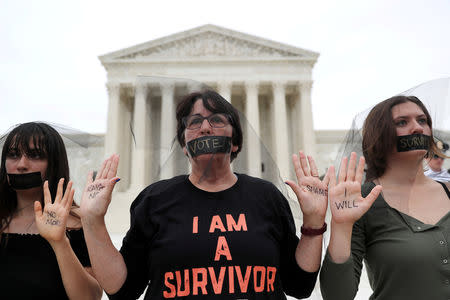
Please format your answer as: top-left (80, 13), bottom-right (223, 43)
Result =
top-left (236, 173), bottom-right (280, 192)
top-left (131, 175), bottom-right (189, 211)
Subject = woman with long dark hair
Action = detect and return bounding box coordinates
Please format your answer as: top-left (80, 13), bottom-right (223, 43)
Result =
top-left (0, 122), bottom-right (102, 299)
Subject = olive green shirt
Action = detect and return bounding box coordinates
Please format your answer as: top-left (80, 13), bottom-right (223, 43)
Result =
top-left (320, 182), bottom-right (450, 300)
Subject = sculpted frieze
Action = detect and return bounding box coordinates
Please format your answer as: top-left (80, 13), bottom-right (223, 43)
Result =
top-left (118, 32), bottom-right (302, 59)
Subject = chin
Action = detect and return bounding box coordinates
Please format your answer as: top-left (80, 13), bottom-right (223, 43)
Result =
top-left (191, 153), bottom-right (229, 163)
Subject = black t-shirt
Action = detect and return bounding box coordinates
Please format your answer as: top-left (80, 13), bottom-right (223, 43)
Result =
top-left (111, 174), bottom-right (318, 299)
top-left (0, 229), bottom-right (91, 300)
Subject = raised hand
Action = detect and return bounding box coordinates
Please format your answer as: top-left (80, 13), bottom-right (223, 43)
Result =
top-left (80, 154), bottom-right (120, 221)
top-left (35, 179), bottom-right (74, 243)
top-left (286, 151), bottom-right (329, 227)
top-left (328, 152), bottom-right (382, 225)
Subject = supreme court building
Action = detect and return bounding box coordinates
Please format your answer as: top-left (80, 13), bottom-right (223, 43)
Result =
top-left (98, 25), bottom-right (345, 233)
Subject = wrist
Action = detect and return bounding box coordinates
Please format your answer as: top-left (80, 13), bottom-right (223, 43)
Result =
top-left (49, 235), bottom-right (70, 250)
top-left (301, 222), bottom-right (327, 236)
top-left (302, 215), bottom-right (326, 229)
top-left (81, 215), bottom-right (106, 230)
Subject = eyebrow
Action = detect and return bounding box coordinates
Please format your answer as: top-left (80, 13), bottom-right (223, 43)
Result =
top-left (393, 113), bottom-right (427, 119)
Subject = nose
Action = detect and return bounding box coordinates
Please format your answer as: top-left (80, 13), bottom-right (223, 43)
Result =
top-left (16, 155), bottom-right (30, 172)
top-left (411, 120), bottom-right (424, 134)
top-left (199, 118), bottom-right (212, 134)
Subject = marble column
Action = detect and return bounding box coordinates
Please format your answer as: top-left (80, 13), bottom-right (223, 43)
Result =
top-left (105, 82), bottom-right (121, 156)
top-left (131, 82), bottom-right (149, 188)
top-left (272, 81), bottom-right (290, 180)
top-left (245, 81), bottom-right (262, 177)
top-left (160, 82), bottom-right (175, 179)
top-left (218, 81), bottom-right (232, 102)
top-left (299, 81), bottom-right (316, 156)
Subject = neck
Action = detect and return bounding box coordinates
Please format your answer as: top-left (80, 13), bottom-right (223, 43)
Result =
top-left (380, 154), bottom-right (427, 186)
top-left (189, 155), bottom-right (237, 192)
top-left (15, 188), bottom-right (42, 216)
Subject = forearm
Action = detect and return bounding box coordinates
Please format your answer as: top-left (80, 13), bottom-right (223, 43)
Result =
top-left (82, 217), bottom-right (128, 294)
top-left (50, 238), bottom-right (102, 300)
top-left (295, 233), bottom-right (323, 272)
top-left (328, 220), bottom-right (353, 263)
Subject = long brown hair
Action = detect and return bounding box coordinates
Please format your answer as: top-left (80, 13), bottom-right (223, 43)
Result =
top-left (362, 95), bottom-right (440, 181)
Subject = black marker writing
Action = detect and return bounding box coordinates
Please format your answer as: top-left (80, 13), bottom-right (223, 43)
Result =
top-left (305, 185), bottom-right (328, 196)
top-left (88, 183), bottom-right (105, 199)
top-left (45, 211), bottom-right (61, 226)
top-left (335, 200), bottom-right (358, 210)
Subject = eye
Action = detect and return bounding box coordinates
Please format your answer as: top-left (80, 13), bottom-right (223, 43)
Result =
top-left (395, 120), bottom-right (407, 127)
top-left (418, 118), bottom-right (427, 125)
top-left (209, 114), bottom-right (226, 125)
top-left (6, 149), bottom-right (19, 159)
top-left (188, 117), bottom-right (203, 126)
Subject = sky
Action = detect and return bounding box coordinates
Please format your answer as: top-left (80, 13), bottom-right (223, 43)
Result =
top-left (1, 0), bottom-right (449, 134)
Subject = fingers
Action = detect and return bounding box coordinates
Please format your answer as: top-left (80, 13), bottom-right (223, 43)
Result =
top-left (107, 154), bottom-right (120, 179)
top-left (338, 156), bottom-right (348, 183)
top-left (347, 152), bottom-right (357, 181)
top-left (43, 181), bottom-right (52, 206)
top-left (95, 157), bottom-right (108, 180)
top-left (61, 181), bottom-right (73, 208)
top-left (55, 178), bottom-right (64, 204)
top-left (66, 188), bottom-right (75, 210)
top-left (100, 158), bottom-right (112, 179)
top-left (85, 171), bottom-right (94, 187)
top-left (299, 151), bottom-right (311, 177)
top-left (292, 154), bottom-right (304, 183)
top-left (307, 155), bottom-right (319, 177)
top-left (328, 166), bottom-right (336, 187)
top-left (355, 156), bottom-right (366, 183)
top-left (322, 169), bottom-right (330, 187)
top-left (34, 201), bottom-right (43, 218)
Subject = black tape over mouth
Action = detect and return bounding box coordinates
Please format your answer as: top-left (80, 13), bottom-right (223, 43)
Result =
top-left (397, 134), bottom-right (430, 152)
top-left (8, 172), bottom-right (43, 190)
top-left (187, 136), bottom-right (232, 158)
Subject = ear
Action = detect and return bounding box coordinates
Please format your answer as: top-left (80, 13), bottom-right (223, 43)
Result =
top-left (183, 146), bottom-right (188, 157)
top-left (231, 144), bottom-right (238, 153)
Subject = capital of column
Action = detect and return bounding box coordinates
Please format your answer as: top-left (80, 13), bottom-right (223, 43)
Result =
top-left (134, 82), bottom-right (148, 97)
top-left (106, 82), bottom-right (121, 95)
top-left (299, 80), bottom-right (313, 91)
top-left (244, 81), bottom-right (259, 92)
top-left (161, 81), bottom-right (175, 94)
top-left (272, 81), bottom-right (287, 92)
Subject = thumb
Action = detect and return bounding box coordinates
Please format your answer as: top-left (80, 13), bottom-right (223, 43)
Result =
top-left (106, 177), bottom-right (121, 194)
top-left (364, 185), bottom-right (382, 208)
top-left (285, 180), bottom-right (301, 200)
top-left (34, 201), bottom-right (43, 219)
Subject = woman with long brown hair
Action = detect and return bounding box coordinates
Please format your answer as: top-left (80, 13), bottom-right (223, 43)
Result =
top-left (320, 94), bottom-right (450, 299)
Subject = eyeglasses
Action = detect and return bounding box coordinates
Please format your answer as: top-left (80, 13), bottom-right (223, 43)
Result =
top-left (183, 113), bottom-right (231, 130)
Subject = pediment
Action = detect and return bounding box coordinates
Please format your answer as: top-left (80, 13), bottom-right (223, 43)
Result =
top-left (100, 24), bottom-right (319, 62)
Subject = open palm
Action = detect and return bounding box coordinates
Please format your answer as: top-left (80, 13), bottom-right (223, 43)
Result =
top-left (329, 153), bottom-right (382, 225)
top-left (80, 154), bottom-right (120, 220)
top-left (286, 151), bottom-right (329, 225)
top-left (35, 179), bottom-right (74, 242)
